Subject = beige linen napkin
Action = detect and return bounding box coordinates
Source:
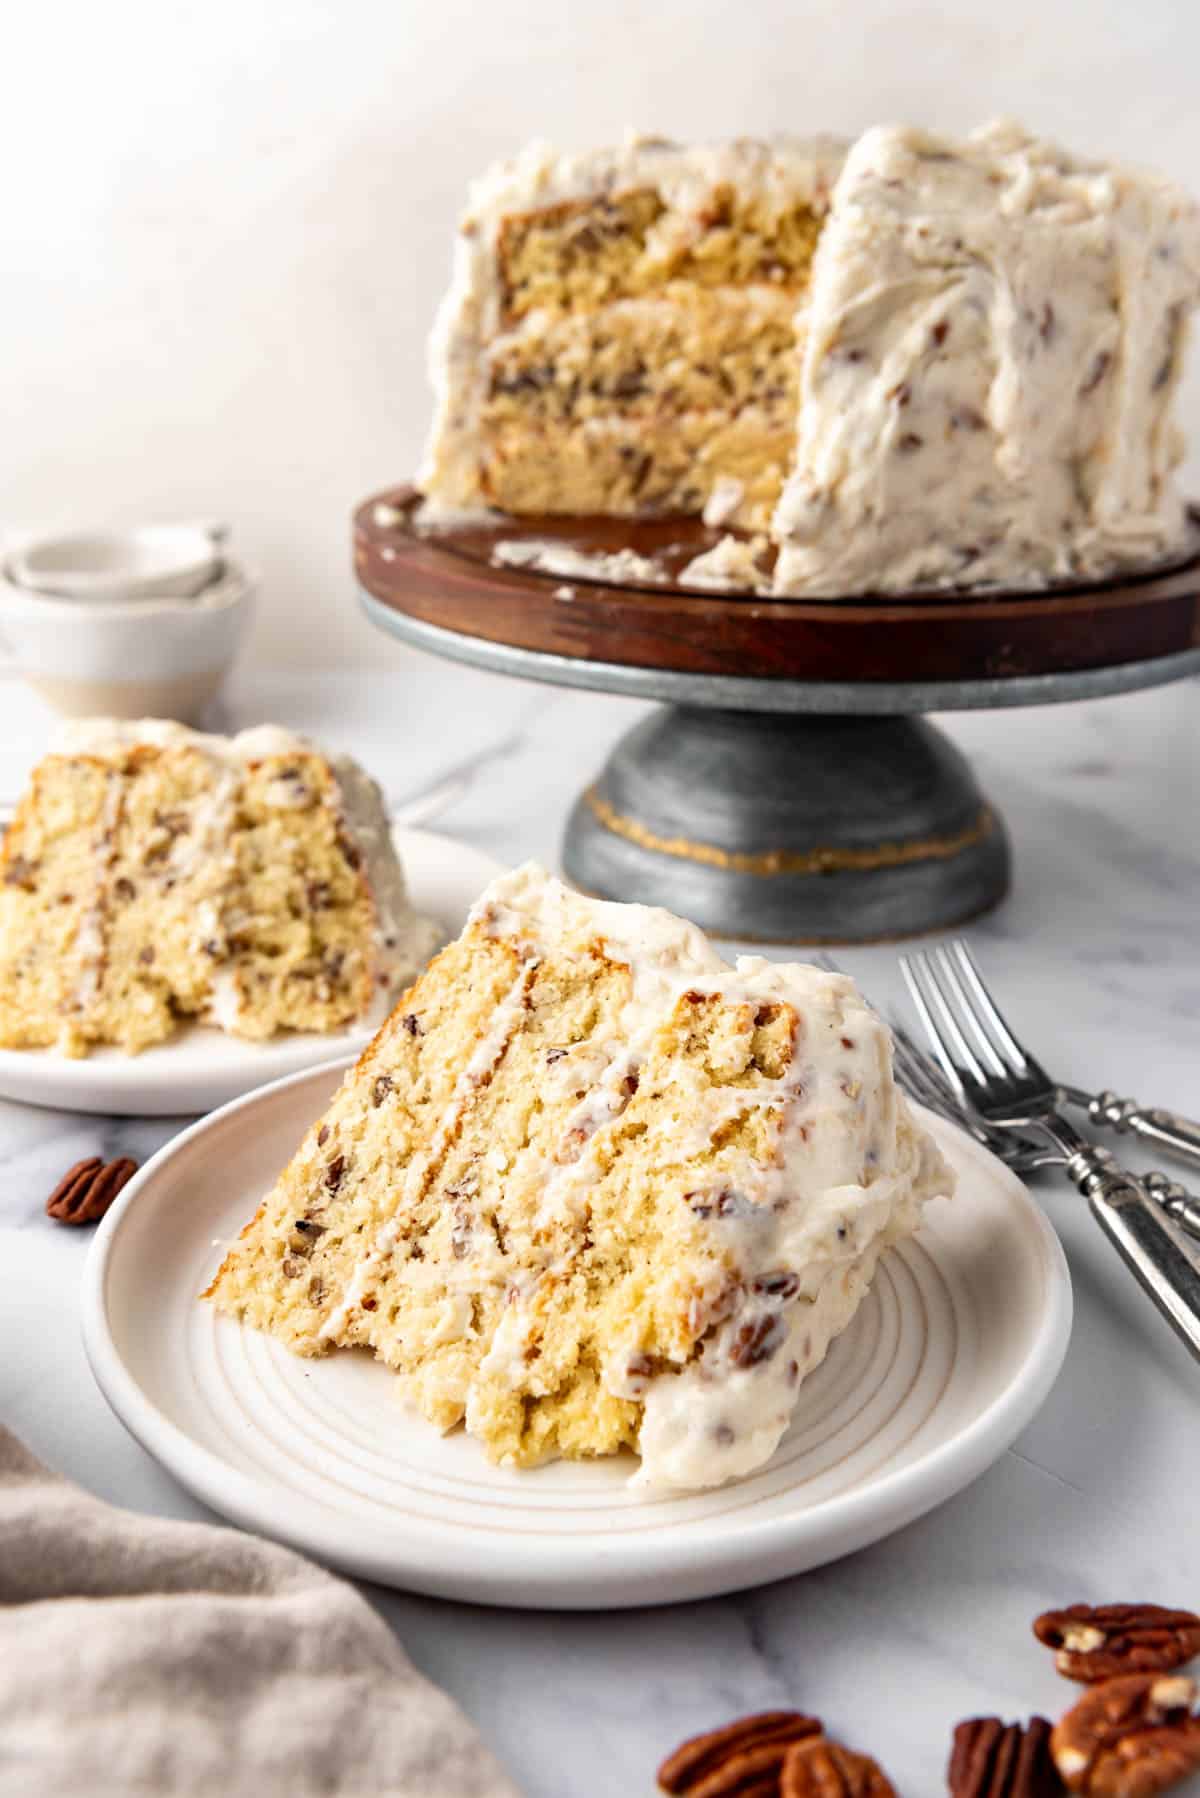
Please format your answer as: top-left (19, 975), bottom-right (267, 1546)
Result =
top-left (0, 1427), bottom-right (522, 1798)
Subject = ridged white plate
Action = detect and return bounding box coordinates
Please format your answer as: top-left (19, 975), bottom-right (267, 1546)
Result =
top-left (83, 1075), bottom-right (1072, 1609)
top-left (0, 829), bottom-right (504, 1116)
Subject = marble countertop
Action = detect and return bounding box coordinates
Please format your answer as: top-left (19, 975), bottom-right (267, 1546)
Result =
top-left (1, 660), bottom-right (1198, 1796)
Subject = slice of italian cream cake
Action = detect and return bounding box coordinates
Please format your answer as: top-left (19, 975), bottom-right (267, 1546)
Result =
top-left (0, 720), bottom-right (440, 1056)
top-left (206, 864), bottom-right (952, 1490)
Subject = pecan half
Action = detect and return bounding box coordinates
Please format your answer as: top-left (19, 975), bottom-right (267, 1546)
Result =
top-left (1034, 1606), bottom-right (1200, 1685)
top-left (780, 1735), bottom-right (896, 1795)
top-left (657, 1711), bottom-right (822, 1795)
top-left (45, 1156), bottom-right (139, 1225)
top-left (948, 1716), bottom-right (1061, 1796)
top-left (1050, 1672), bottom-right (1200, 1794)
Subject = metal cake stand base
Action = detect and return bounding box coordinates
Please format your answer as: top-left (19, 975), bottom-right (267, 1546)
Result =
top-left (563, 706), bottom-right (1008, 942)
top-left (354, 488), bottom-right (1200, 944)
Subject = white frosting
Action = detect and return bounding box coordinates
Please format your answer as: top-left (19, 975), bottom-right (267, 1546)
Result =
top-left (701, 476), bottom-right (747, 529)
top-left (490, 539), bottom-right (670, 586)
top-left (467, 864), bottom-right (951, 1489)
top-left (774, 120), bottom-right (1200, 593)
top-left (206, 967), bottom-right (247, 1032)
top-left (53, 717), bottom-right (311, 763)
top-left (678, 534), bottom-right (771, 592)
top-left (322, 747), bottom-right (441, 998)
top-left (421, 122), bottom-right (1200, 596)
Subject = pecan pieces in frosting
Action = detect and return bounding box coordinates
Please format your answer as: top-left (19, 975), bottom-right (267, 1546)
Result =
top-left (656, 1710), bottom-right (822, 1795)
top-left (948, 1716), bottom-right (1061, 1796)
top-left (780, 1736), bottom-right (897, 1796)
top-left (1034, 1606), bottom-right (1200, 1686)
top-left (1050, 1672), bottom-right (1200, 1794)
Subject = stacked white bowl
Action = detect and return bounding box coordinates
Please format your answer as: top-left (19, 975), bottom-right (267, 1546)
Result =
top-left (0, 523), bottom-right (256, 722)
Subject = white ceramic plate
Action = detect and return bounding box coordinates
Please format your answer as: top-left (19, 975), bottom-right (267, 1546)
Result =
top-left (0, 830), bottom-right (504, 1117)
top-left (83, 1077), bottom-right (1072, 1609)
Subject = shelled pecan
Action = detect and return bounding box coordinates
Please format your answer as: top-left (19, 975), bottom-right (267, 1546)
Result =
top-left (1034, 1607), bottom-right (1200, 1685)
top-left (780, 1735), bottom-right (896, 1795)
top-left (45, 1156), bottom-right (139, 1225)
top-left (1050, 1672), bottom-right (1200, 1794)
top-left (656, 1710), bottom-right (822, 1796)
top-left (948, 1716), bottom-right (1062, 1795)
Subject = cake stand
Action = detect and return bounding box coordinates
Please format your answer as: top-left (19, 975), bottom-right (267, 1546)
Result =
top-left (355, 489), bottom-right (1200, 943)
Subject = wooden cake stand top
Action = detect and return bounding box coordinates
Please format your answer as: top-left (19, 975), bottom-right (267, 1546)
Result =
top-left (355, 487), bottom-right (1200, 699)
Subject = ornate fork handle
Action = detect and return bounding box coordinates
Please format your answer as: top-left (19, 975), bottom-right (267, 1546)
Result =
top-left (1075, 1088), bottom-right (1200, 1172)
top-left (1142, 1171), bottom-right (1200, 1242)
top-left (1056, 1134), bottom-right (1200, 1363)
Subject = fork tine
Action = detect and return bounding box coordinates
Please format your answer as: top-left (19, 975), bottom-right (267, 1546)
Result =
top-left (890, 1033), bottom-right (955, 1112)
top-left (810, 951), bottom-right (843, 975)
top-left (947, 940), bottom-right (1038, 1076)
top-left (931, 944), bottom-right (1012, 1080)
top-left (900, 950), bottom-right (986, 1100)
top-left (889, 1017), bottom-right (953, 1098)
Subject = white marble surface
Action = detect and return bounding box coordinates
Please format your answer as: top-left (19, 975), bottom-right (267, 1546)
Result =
top-left (0, 661), bottom-right (1198, 1795)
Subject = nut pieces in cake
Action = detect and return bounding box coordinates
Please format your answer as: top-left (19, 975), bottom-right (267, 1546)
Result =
top-left (45, 1156), bottom-right (138, 1225)
top-left (1050, 1673), bottom-right (1200, 1795)
top-left (1033, 1606), bottom-right (1200, 1686)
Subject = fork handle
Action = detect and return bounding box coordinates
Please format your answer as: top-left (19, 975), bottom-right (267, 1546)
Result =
top-left (1143, 1172), bottom-right (1200, 1244)
top-left (1074, 1089), bottom-right (1200, 1172)
top-left (1068, 1146), bottom-right (1200, 1362)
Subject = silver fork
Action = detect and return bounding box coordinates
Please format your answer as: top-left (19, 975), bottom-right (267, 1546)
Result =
top-left (901, 940), bottom-right (1200, 1364)
top-left (813, 953), bottom-right (1199, 1229)
top-left (887, 1015), bottom-right (1049, 1176)
top-left (811, 954), bottom-right (1047, 1175)
top-left (887, 1010), bottom-right (1200, 1241)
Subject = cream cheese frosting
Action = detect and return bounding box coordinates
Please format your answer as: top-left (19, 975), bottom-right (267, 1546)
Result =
top-left (773, 120), bottom-right (1200, 594)
top-left (490, 538), bottom-right (671, 586)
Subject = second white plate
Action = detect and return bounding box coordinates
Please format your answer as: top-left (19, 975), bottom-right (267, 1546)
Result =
top-left (0, 829), bottom-right (505, 1116)
top-left (83, 1070), bottom-right (1072, 1609)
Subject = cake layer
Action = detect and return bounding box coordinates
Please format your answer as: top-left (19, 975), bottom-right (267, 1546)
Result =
top-left (478, 405), bottom-right (794, 523)
top-left (485, 288), bottom-right (798, 422)
top-left (497, 185), bottom-right (821, 321)
top-left (207, 865), bottom-right (951, 1489)
top-left (0, 721), bottom-right (439, 1056)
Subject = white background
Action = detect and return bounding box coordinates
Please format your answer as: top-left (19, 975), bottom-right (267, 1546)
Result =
top-left (4, 0), bottom-right (1198, 667)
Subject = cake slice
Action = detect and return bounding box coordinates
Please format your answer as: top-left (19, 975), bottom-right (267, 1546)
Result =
top-left (206, 864), bottom-right (952, 1490)
top-left (0, 720), bottom-right (440, 1056)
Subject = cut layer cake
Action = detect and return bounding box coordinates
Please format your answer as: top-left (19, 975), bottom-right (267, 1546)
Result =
top-left (420, 122), bottom-right (1200, 595)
